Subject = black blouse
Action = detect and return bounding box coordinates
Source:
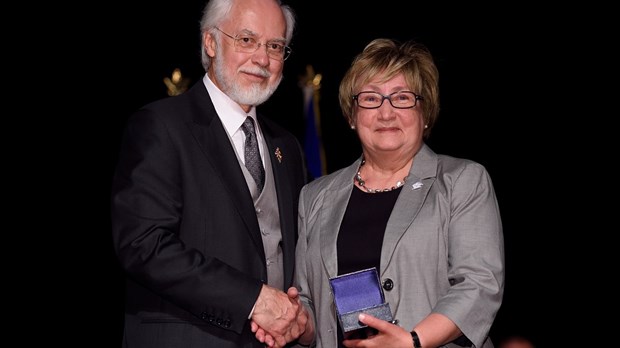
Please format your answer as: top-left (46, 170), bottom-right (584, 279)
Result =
top-left (336, 185), bottom-right (402, 346)
top-left (337, 185), bottom-right (402, 275)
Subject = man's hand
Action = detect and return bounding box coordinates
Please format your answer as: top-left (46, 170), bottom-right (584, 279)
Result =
top-left (251, 286), bottom-right (309, 347)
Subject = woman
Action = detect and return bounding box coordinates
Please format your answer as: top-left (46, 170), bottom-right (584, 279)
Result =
top-left (293, 38), bottom-right (504, 348)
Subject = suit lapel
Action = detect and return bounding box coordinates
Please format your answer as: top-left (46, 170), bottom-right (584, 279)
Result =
top-left (260, 118), bottom-right (296, 285)
top-left (187, 84), bottom-right (265, 258)
top-left (260, 119), bottom-right (292, 236)
top-left (381, 144), bottom-right (437, 274)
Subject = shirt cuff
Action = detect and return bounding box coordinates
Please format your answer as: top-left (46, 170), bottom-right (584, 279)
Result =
top-left (248, 303), bottom-right (256, 319)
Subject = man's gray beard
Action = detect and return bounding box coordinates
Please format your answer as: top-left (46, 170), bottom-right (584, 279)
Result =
top-left (213, 55), bottom-right (282, 106)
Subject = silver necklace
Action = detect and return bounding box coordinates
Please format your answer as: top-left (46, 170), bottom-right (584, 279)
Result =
top-left (354, 158), bottom-right (407, 193)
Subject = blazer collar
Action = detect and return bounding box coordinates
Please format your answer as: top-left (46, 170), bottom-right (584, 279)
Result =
top-left (319, 144), bottom-right (438, 277)
top-left (320, 158), bottom-right (363, 279)
top-left (380, 144), bottom-right (437, 273)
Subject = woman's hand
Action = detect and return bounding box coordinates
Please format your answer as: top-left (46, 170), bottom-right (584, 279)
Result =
top-left (342, 313), bottom-right (413, 348)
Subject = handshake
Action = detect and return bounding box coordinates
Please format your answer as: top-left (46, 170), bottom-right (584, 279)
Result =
top-left (250, 285), bottom-right (313, 347)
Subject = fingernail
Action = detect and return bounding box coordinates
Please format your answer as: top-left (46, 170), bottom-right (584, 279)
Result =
top-left (358, 313), bottom-right (365, 320)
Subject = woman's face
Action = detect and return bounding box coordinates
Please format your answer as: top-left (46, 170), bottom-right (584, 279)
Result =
top-left (353, 73), bottom-right (425, 157)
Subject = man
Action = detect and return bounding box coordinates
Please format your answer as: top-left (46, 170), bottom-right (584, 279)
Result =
top-left (111, 0), bottom-right (308, 347)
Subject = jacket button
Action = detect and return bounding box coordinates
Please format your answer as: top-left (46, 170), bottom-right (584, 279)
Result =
top-left (223, 319), bottom-right (231, 328)
top-left (382, 278), bottom-right (394, 291)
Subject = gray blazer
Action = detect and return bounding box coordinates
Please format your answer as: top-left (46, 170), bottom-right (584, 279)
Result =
top-left (294, 144), bottom-right (504, 348)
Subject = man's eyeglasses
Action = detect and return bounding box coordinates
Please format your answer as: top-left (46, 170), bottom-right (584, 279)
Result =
top-left (353, 91), bottom-right (424, 109)
top-left (215, 27), bottom-right (292, 61)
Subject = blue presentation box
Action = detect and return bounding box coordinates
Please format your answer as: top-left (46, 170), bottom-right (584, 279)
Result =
top-left (329, 267), bottom-right (393, 332)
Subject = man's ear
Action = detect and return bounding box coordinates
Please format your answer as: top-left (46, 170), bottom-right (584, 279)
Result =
top-left (204, 32), bottom-right (216, 58)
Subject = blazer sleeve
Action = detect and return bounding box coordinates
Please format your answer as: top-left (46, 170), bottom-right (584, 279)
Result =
top-left (432, 161), bottom-right (504, 347)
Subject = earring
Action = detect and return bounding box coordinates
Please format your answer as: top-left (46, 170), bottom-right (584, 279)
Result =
top-left (351, 125), bottom-right (355, 129)
top-left (424, 125), bottom-right (428, 129)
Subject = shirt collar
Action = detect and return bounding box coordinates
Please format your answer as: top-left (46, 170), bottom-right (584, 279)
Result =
top-left (203, 74), bottom-right (258, 136)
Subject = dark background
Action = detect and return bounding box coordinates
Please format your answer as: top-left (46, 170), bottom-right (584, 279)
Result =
top-left (92, 1), bottom-right (593, 346)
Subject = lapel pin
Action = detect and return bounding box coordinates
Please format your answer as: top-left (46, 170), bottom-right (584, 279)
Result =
top-left (411, 181), bottom-right (423, 190)
top-left (275, 147), bottom-right (283, 163)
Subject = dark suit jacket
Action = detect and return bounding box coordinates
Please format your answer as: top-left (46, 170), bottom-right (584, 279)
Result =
top-left (111, 81), bottom-right (307, 347)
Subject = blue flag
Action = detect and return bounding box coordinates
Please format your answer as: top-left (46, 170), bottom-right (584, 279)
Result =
top-left (302, 67), bottom-right (326, 179)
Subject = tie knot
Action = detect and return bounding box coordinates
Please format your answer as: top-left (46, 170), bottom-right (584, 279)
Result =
top-left (241, 117), bottom-right (256, 135)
